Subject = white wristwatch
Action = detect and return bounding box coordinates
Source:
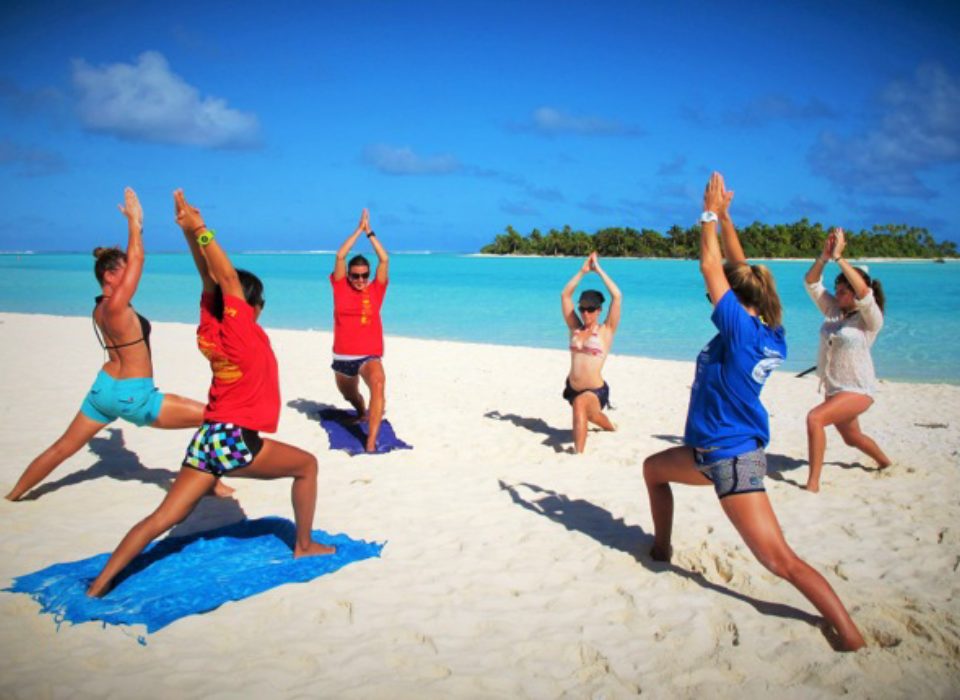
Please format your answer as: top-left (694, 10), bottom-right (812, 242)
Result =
top-left (700, 211), bottom-right (719, 224)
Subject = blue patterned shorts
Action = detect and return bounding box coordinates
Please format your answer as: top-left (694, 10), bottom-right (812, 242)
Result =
top-left (182, 422), bottom-right (263, 477)
top-left (694, 447), bottom-right (767, 499)
top-left (331, 355), bottom-right (380, 377)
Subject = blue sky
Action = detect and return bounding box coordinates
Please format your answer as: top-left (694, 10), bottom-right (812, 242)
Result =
top-left (1, 0), bottom-right (959, 252)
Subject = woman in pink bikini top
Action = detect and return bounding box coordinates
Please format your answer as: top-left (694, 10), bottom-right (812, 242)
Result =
top-left (560, 252), bottom-right (623, 453)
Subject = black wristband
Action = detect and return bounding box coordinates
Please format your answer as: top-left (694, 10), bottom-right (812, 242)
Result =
top-left (366, 230), bottom-right (376, 238)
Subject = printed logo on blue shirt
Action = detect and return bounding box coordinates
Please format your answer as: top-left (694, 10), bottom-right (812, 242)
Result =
top-left (751, 347), bottom-right (784, 384)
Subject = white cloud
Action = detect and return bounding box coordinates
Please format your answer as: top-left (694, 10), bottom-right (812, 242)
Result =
top-left (363, 144), bottom-right (461, 175)
top-left (528, 107), bottom-right (643, 137)
top-left (72, 51), bottom-right (260, 149)
top-left (809, 63), bottom-right (960, 198)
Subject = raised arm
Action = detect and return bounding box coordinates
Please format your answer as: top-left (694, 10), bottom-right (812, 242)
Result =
top-left (104, 187), bottom-right (145, 313)
top-left (366, 214), bottom-right (390, 284)
top-left (832, 229), bottom-right (870, 299)
top-left (174, 189), bottom-right (242, 300)
top-left (805, 229), bottom-right (836, 285)
top-left (561, 256), bottom-right (592, 331)
top-left (591, 255), bottom-right (622, 333)
top-left (174, 190), bottom-right (215, 293)
top-left (701, 172), bottom-right (730, 304)
top-left (716, 182), bottom-right (746, 264)
top-left (333, 209), bottom-right (368, 281)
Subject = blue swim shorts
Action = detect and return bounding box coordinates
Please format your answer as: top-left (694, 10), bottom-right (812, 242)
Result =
top-left (331, 355), bottom-right (380, 377)
top-left (80, 370), bottom-right (165, 427)
top-left (694, 447), bottom-right (767, 499)
top-left (182, 422), bottom-right (264, 477)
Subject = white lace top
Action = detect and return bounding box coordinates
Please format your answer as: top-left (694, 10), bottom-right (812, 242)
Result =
top-left (806, 279), bottom-right (884, 397)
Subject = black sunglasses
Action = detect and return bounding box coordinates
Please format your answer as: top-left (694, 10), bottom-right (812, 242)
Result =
top-left (349, 272), bottom-right (370, 281)
top-left (578, 306), bottom-right (600, 313)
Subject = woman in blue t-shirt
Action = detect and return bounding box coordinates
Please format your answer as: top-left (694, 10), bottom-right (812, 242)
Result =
top-left (642, 172), bottom-right (865, 651)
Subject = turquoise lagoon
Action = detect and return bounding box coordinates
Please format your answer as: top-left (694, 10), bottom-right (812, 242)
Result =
top-left (0, 253), bottom-right (957, 384)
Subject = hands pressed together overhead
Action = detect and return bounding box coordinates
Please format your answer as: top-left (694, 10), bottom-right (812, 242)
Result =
top-left (174, 189), bottom-right (206, 237)
top-left (117, 187), bottom-right (143, 231)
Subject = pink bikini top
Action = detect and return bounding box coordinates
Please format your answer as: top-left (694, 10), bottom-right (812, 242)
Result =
top-left (570, 325), bottom-right (605, 357)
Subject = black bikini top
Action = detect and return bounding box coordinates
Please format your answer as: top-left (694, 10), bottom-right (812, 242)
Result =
top-left (93, 295), bottom-right (152, 352)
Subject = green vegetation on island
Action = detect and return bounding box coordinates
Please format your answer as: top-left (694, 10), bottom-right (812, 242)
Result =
top-left (480, 221), bottom-right (958, 259)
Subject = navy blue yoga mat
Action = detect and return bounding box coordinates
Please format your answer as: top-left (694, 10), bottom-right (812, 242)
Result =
top-left (318, 408), bottom-right (412, 455)
top-left (5, 517), bottom-right (383, 635)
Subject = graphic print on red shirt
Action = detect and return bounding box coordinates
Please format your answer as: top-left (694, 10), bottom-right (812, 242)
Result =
top-left (330, 274), bottom-right (388, 356)
top-left (196, 292), bottom-right (280, 432)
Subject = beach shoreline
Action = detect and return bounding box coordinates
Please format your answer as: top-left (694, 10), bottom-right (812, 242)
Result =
top-left (1, 312), bottom-right (958, 698)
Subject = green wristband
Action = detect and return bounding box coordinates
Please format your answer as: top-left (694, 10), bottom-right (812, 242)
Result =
top-left (197, 229), bottom-right (216, 247)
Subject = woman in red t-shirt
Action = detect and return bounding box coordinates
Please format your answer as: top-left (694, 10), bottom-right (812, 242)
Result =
top-left (330, 208), bottom-right (389, 453)
top-left (87, 190), bottom-right (334, 597)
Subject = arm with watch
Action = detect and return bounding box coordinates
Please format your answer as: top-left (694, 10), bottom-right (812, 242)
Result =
top-left (333, 208), bottom-right (369, 282)
top-left (700, 172), bottom-right (732, 304)
top-left (365, 214), bottom-right (390, 284)
top-left (174, 189), bottom-right (242, 299)
top-left (831, 228), bottom-right (870, 299)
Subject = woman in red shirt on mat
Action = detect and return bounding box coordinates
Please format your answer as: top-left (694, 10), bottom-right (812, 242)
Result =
top-left (87, 190), bottom-right (334, 597)
top-left (330, 208), bottom-right (389, 453)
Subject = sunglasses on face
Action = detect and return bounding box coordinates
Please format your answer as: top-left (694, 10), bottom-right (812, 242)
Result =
top-left (349, 271), bottom-right (370, 281)
top-left (579, 306), bottom-right (600, 313)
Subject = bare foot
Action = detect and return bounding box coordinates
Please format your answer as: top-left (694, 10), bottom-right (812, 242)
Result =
top-left (804, 482), bottom-right (821, 493)
top-left (876, 460), bottom-right (893, 471)
top-left (649, 544), bottom-right (673, 562)
top-left (86, 580), bottom-right (112, 598)
top-left (213, 481), bottom-right (235, 498)
top-left (294, 541), bottom-right (336, 558)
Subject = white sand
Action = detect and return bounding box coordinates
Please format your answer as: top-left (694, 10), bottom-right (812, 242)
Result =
top-left (1, 312), bottom-right (958, 698)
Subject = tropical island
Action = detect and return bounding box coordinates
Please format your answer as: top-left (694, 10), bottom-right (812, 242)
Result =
top-left (480, 221), bottom-right (958, 259)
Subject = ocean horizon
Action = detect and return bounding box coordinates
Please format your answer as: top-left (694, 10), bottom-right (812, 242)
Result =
top-left (2, 253), bottom-right (957, 385)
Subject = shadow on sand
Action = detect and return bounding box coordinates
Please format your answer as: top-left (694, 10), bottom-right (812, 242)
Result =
top-left (499, 479), bottom-right (833, 643)
top-left (484, 410), bottom-right (573, 453)
top-left (24, 427), bottom-right (247, 539)
top-left (24, 428), bottom-right (180, 501)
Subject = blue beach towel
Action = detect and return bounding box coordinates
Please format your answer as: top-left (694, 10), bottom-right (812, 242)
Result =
top-left (318, 408), bottom-right (412, 455)
top-left (5, 517), bottom-right (384, 636)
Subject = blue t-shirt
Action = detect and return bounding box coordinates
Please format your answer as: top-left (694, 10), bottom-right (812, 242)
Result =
top-left (683, 289), bottom-right (787, 460)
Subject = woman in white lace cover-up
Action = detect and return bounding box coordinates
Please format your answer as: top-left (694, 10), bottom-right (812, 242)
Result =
top-left (803, 228), bottom-right (892, 492)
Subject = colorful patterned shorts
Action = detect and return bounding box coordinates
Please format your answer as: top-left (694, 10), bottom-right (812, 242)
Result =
top-left (182, 422), bottom-right (264, 477)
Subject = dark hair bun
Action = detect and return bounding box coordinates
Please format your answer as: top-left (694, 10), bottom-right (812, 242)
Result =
top-left (93, 246), bottom-right (108, 259)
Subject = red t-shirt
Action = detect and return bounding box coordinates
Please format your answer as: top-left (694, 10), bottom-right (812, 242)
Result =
top-left (196, 292), bottom-right (280, 433)
top-left (331, 274), bottom-right (388, 356)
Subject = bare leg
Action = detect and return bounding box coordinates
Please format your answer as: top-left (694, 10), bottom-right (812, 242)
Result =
top-left (150, 394), bottom-right (204, 430)
top-left (642, 445), bottom-right (711, 559)
top-left (229, 439), bottom-right (335, 558)
top-left (6, 412), bottom-right (107, 501)
top-left (835, 416), bottom-right (892, 469)
top-left (151, 395), bottom-right (233, 497)
top-left (586, 402), bottom-right (616, 432)
top-left (571, 393), bottom-right (592, 453)
top-left (806, 392), bottom-right (876, 492)
top-left (334, 372), bottom-right (366, 420)
top-left (720, 492), bottom-right (866, 651)
top-left (87, 468), bottom-right (216, 597)
top-left (359, 360), bottom-right (386, 453)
